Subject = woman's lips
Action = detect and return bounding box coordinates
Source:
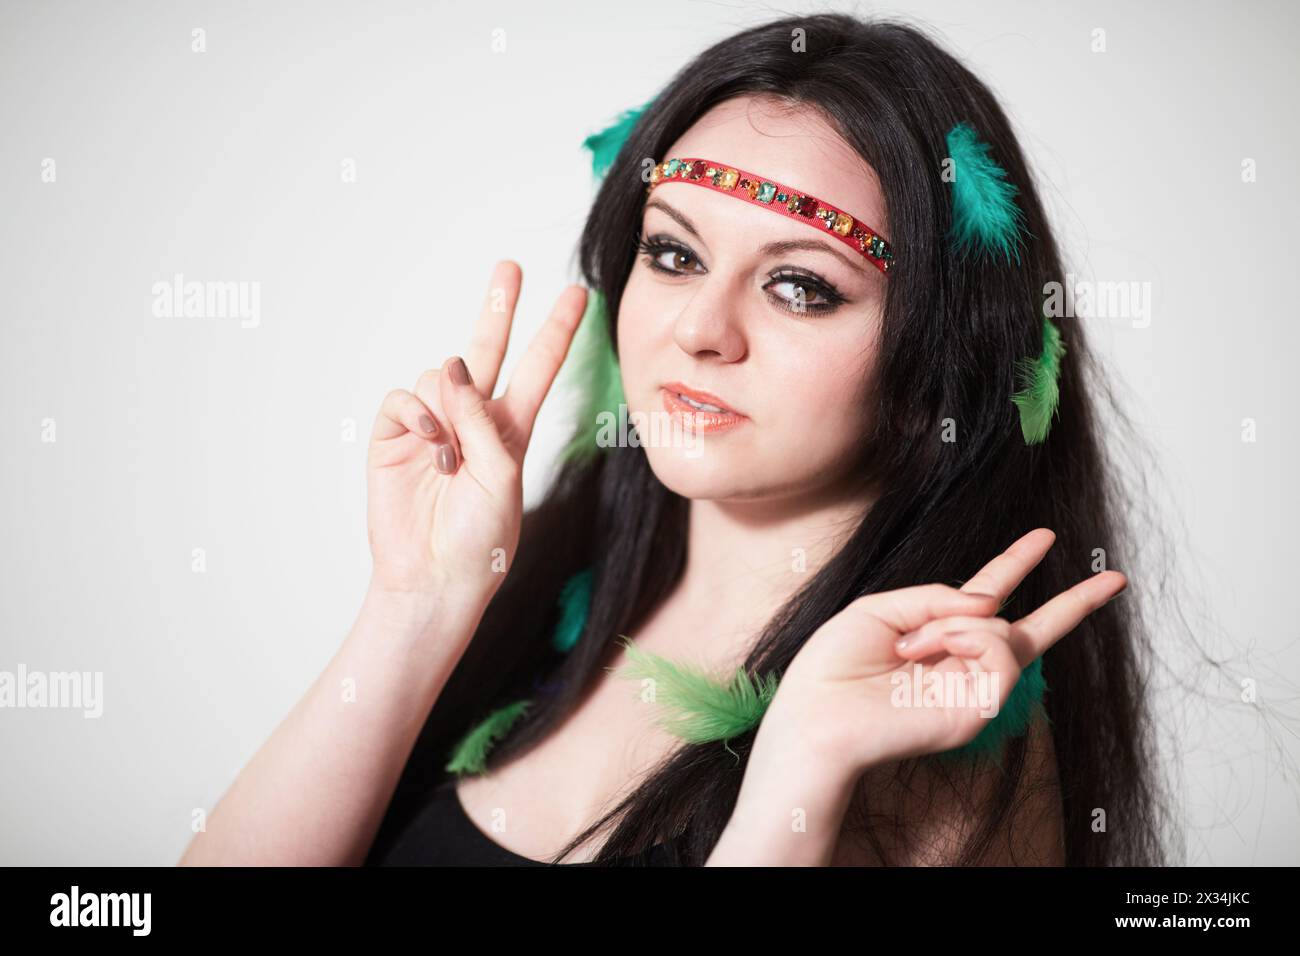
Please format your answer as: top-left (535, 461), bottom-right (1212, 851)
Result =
top-left (661, 387), bottom-right (748, 433)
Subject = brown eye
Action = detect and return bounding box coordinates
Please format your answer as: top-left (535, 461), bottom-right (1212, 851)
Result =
top-left (764, 270), bottom-right (847, 316)
top-left (768, 278), bottom-right (830, 307)
top-left (664, 249), bottom-right (698, 271)
top-left (637, 236), bottom-right (706, 275)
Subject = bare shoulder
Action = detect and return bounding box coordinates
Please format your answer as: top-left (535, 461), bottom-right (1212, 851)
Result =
top-left (830, 712), bottom-right (1065, 866)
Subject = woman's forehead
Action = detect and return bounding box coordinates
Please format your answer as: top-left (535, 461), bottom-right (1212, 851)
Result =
top-left (657, 96), bottom-right (887, 236)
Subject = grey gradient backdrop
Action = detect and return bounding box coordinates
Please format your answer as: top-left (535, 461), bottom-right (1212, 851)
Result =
top-left (1, 0), bottom-right (1296, 865)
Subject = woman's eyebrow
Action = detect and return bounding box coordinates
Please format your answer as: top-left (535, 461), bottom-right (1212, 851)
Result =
top-left (643, 197), bottom-right (867, 276)
top-left (760, 238), bottom-right (866, 276)
top-left (643, 198), bottom-right (701, 240)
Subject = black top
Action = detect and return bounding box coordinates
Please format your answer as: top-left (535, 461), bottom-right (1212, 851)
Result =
top-left (371, 778), bottom-right (678, 866)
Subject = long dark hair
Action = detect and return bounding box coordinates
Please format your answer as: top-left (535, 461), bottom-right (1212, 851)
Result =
top-left (367, 12), bottom-right (1172, 866)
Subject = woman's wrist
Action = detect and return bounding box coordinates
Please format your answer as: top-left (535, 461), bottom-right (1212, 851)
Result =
top-left (358, 577), bottom-right (493, 658)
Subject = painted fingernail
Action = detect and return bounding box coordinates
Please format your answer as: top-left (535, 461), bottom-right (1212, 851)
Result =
top-left (449, 356), bottom-right (472, 386)
top-left (419, 415), bottom-right (437, 434)
top-left (435, 443), bottom-right (457, 474)
top-left (944, 634), bottom-right (987, 656)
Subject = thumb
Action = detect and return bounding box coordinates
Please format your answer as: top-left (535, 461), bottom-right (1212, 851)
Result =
top-left (440, 356), bottom-right (513, 477)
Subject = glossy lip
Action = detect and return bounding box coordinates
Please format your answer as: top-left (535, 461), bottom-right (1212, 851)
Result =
top-left (661, 381), bottom-right (744, 416)
top-left (660, 384), bottom-right (748, 433)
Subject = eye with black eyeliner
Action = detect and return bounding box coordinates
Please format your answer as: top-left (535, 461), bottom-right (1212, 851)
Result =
top-left (764, 269), bottom-right (847, 315)
top-left (637, 234), bottom-right (704, 275)
top-left (636, 232), bottom-right (849, 316)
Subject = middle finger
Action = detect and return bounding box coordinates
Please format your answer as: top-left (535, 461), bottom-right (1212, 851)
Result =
top-left (1010, 569), bottom-right (1127, 666)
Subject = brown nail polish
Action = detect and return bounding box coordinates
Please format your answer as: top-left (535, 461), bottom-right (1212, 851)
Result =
top-left (449, 357), bottom-right (472, 386)
top-left (419, 415), bottom-right (437, 434)
top-left (435, 443), bottom-right (457, 474)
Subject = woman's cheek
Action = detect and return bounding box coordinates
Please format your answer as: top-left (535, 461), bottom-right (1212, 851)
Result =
top-left (616, 311), bottom-right (651, 412)
top-left (771, 351), bottom-right (871, 455)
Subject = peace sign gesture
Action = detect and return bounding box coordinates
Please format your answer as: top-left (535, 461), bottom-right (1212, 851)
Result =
top-left (761, 529), bottom-right (1127, 773)
top-left (366, 260), bottom-right (588, 610)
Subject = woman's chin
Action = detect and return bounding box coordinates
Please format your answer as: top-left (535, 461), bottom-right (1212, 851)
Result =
top-left (642, 444), bottom-right (756, 499)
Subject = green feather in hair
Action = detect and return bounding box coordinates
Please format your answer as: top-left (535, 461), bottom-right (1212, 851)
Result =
top-left (1011, 315), bottom-right (1066, 444)
top-left (612, 635), bottom-right (779, 752)
top-left (444, 699), bottom-right (531, 776)
top-left (559, 289), bottom-right (625, 465)
top-left (552, 567), bottom-right (595, 652)
top-left (945, 121), bottom-right (1027, 264)
top-left (581, 99), bottom-right (654, 179)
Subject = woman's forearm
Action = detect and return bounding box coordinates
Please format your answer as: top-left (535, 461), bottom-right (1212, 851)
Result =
top-left (705, 712), bottom-right (860, 866)
top-left (707, 765), bottom-right (857, 866)
top-left (179, 584), bottom-right (488, 866)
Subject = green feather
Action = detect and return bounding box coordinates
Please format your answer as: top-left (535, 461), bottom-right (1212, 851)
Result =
top-left (581, 100), bottom-right (653, 179)
top-left (559, 289), bottom-right (625, 464)
top-left (946, 121), bottom-right (1027, 264)
top-left (444, 699), bottom-right (531, 776)
top-left (1011, 316), bottom-right (1066, 444)
top-left (612, 636), bottom-right (779, 747)
top-left (552, 568), bottom-right (595, 652)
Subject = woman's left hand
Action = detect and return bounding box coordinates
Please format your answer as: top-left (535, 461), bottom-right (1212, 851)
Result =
top-left (757, 528), bottom-right (1127, 778)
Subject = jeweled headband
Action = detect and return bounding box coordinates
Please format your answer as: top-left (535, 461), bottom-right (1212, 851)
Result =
top-left (646, 157), bottom-right (895, 274)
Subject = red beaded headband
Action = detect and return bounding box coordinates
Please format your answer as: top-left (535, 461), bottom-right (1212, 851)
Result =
top-left (646, 156), bottom-right (895, 274)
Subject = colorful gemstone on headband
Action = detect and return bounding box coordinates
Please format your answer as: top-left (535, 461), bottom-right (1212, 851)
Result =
top-left (788, 195), bottom-right (817, 217)
top-left (776, 192), bottom-right (787, 202)
top-left (687, 160), bottom-right (708, 179)
top-left (756, 182), bottom-right (777, 204)
top-left (663, 158), bottom-right (682, 178)
top-left (832, 212), bottom-right (854, 235)
top-left (712, 167), bottom-right (739, 190)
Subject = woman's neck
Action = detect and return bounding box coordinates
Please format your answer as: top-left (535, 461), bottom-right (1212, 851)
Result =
top-left (663, 477), bottom-right (877, 657)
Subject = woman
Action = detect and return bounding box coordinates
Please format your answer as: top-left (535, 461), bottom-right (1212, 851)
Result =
top-left (180, 13), bottom-right (1167, 867)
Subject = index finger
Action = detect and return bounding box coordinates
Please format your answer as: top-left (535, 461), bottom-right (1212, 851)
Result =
top-left (501, 284), bottom-right (589, 437)
top-left (960, 528), bottom-right (1057, 608)
top-left (464, 260), bottom-right (523, 399)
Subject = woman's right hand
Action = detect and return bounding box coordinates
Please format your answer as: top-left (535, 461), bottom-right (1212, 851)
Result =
top-left (365, 260), bottom-right (588, 616)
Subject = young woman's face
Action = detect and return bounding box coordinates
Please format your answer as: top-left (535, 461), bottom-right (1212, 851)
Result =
top-left (617, 94), bottom-right (889, 503)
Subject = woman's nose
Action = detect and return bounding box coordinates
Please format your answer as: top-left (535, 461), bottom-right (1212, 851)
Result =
top-left (672, 279), bottom-right (747, 362)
